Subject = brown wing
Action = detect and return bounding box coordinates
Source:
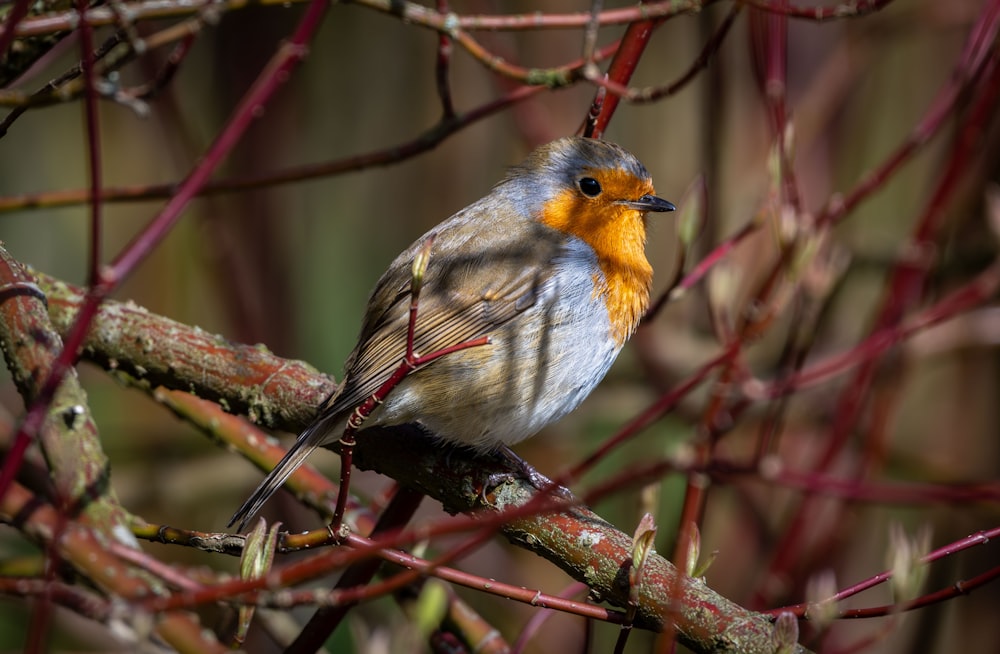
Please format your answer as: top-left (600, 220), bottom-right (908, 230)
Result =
top-left (324, 216), bottom-right (565, 420)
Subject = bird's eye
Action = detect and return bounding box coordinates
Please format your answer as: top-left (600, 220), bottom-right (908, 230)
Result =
top-left (578, 177), bottom-right (602, 197)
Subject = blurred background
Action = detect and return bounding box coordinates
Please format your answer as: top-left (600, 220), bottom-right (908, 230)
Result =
top-left (1, 0), bottom-right (998, 651)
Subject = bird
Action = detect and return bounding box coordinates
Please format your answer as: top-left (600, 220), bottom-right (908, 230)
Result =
top-left (230, 136), bottom-right (675, 530)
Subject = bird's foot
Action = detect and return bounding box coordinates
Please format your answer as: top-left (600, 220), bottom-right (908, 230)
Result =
top-left (484, 446), bottom-right (576, 502)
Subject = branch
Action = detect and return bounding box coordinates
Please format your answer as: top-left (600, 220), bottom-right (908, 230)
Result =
top-left (34, 268), bottom-right (335, 431)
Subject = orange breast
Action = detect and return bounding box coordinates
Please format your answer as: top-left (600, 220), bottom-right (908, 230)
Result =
top-left (538, 171), bottom-right (654, 346)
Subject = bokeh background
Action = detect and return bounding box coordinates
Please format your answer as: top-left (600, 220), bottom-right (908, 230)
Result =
top-left (1, 0), bottom-right (998, 651)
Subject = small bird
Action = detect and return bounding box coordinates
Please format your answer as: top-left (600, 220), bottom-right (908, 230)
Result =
top-left (230, 136), bottom-right (674, 530)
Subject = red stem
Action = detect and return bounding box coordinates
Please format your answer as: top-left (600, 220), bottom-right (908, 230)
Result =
top-left (836, 564), bottom-right (1000, 619)
top-left (590, 10), bottom-right (665, 138)
top-left (767, 527), bottom-right (1000, 618)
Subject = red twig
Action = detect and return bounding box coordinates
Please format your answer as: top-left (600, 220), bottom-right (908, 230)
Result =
top-left (836, 564), bottom-right (1000, 619)
top-left (750, 0), bottom-right (801, 213)
top-left (343, 532), bottom-right (616, 622)
top-left (672, 218), bottom-right (758, 298)
top-left (589, 5), bottom-right (666, 138)
top-left (769, 527), bottom-right (1000, 618)
top-left (137, 488), bottom-right (576, 613)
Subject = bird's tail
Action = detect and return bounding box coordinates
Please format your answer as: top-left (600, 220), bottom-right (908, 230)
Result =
top-left (228, 418), bottom-right (334, 532)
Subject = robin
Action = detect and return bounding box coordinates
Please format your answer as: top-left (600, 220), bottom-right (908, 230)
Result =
top-left (230, 136), bottom-right (675, 530)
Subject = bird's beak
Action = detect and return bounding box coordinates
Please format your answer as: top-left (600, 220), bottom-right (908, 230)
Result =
top-left (625, 194), bottom-right (676, 213)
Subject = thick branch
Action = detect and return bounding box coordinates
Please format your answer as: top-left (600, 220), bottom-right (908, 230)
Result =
top-left (35, 269), bottom-right (335, 432)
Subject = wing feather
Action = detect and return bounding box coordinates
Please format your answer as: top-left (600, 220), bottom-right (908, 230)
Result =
top-left (326, 235), bottom-right (558, 419)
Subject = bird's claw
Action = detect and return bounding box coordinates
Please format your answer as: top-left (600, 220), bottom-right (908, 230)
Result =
top-left (482, 446), bottom-right (576, 502)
